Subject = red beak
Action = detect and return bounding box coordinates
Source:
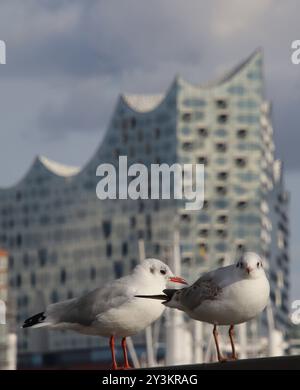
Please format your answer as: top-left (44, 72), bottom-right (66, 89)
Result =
top-left (168, 276), bottom-right (188, 285)
top-left (246, 267), bottom-right (252, 275)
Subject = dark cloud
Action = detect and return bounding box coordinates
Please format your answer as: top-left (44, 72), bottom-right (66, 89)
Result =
top-left (0, 0), bottom-right (299, 172)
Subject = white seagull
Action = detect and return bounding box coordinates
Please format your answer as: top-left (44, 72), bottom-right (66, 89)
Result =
top-left (136, 252), bottom-right (270, 362)
top-left (22, 258), bottom-right (187, 369)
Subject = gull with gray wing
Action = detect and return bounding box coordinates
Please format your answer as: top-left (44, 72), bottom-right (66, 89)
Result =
top-left (22, 258), bottom-right (187, 369)
top-left (136, 252), bottom-right (270, 362)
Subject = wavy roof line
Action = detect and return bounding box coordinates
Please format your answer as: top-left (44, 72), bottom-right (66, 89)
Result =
top-left (38, 155), bottom-right (80, 177)
top-left (0, 49), bottom-right (261, 189)
top-left (121, 93), bottom-right (165, 113)
top-left (120, 49), bottom-right (261, 113)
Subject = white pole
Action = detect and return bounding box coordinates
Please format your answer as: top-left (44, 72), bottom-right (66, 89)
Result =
top-left (192, 321), bottom-right (203, 364)
top-left (138, 239), bottom-right (156, 366)
top-left (204, 333), bottom-right (214, 363)
top-left (238, 323), bottom-right (248, 359)
top-left (126, 337), bottom-right (140, 368)
top-left (165, 231), bottom-right (192, 365)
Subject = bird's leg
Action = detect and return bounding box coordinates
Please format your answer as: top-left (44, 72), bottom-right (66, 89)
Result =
top-left (109, 335), bottom-right (118, 370)
top-left (213, 325), bottom-right (226, 362)
top-left (121, 337), bottom-right (132, 369)
top-left (228, 325), bottom-right (238, 360)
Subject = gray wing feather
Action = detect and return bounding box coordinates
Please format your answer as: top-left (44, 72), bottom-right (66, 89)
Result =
top-left (172, 266), bottom-right (233, 310)
top-left (46, 276), bottom-right (135, 326)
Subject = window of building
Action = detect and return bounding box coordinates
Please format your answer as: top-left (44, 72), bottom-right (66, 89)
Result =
top-left (122, 242), bottom-right (128, 256)
top-left (182, 142), bottom-right (193, 151)
top-left (155, 128), bottom-right (160, 139)
top-left (129, 146), bottom-right (135, 158)
top-left (181, 214), bottom-right (191, 222)
top-left (16, 274), bottom-right (22, 287)
top-left (217, 172), bottom-right (228, 180)
top-left (198, 214), bottom-right (211, 223)
top-left (216, 229), bottom-right (227, 238)
top-left (216, 99), bottom-right (227, 109)
top-left (130, 216), bottom-right (136, 228)
top-left (216, 143), bottom-right (227, 152)
top-left (183, 98), bottom-right (206, 107)
top-left (217, 215), bottom-right (228, 224)
top-left (237, 201), bottom-right (247, 209)
top-left (60, 268), bottom-right (67, 284)
top-left (16, 191), bottom-right (22, 201)
top-left (50, 290), bottom-right (59, 303)
top-left (199, 229), bottom-right (209, 237)
top-left (131, 117), bottom-right (136, 128)
top-left (217, 114), bottom-right (228, 124)
top-left (154, 244), bottom-right (160, 255)
top-left (106, 243), bottom-right (112, 257)
top-left (203, 200), bottom-right (209, 209)
top-left (215, 242), bottom-right (227, 251)
top-left (145, 143), bottom-right (152, 155)
top-left (113, 148), bottom-right (120, 158)
top-left (199, 243), bottom-right (208, 252)
top-left (90, 267), bottom-right (96, 280)
top-left (38, 248), bottom-right (47, 267)
top-left (102, 221), bottom-right (111, 238)
top-left (237, 129), bottom-right (247, 138)
top-left (198, 128), bottom-right (208, 137)
top-left (131, 259), bottom-right (138, 269)
top-left (137, 129), bottom-right (143, 142)
top-left (122, 132), bottom-right (128, 144)
top-left (216, 186), bottom-right (227, 195)
top-left (138, 201), bottom-right (144, 213)
top-left (236, 243), bottom-right (246, 252)
top-left (198, 156), bottom-right (208, 164)
top-left (114, 261), bottom-right (123, 278)
top-left (214, 199), bottom-right (229, 209)
top-left (182, 112), bottom-right (192, 122)
top-left (235, 157), bottom-right (247, 167)
top-left (30, 272), bottom-right (36, 287)
top-left (214, 128), bottom-right (227, 137)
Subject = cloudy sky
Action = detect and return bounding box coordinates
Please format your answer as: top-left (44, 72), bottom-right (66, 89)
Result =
top-left (0, 0), bottom-right (299, 299)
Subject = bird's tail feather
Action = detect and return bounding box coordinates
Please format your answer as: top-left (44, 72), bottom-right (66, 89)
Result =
top-left (135, 289), bottom-right (177, 304)
top-left (135, 294), bottom-right (167, 301)
top-left (22, 312), bottom-right (51, 329)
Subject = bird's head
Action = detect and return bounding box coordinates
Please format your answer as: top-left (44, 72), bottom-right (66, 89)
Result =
top-left (136, 258), bottom-right (187, 289)
top-left (235, 252), bottom-right (265, 279)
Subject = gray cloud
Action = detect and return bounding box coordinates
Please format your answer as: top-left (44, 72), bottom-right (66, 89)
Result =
top-left (0, 0), bottom-right (299, 172)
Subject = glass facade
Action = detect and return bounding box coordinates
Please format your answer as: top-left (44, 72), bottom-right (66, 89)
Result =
top-left (0, 49), bottom-right (290, 366)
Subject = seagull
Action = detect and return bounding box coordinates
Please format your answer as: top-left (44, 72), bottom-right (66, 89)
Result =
top-left (136, 252), bottom-right (270, 362)
top-left (22, 258), bottom-right (187, 369)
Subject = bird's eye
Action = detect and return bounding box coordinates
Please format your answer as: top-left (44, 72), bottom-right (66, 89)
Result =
top-left (257, 262), bottom-right (260, 268)
top-left (160, 269), bottom-right (166, 275)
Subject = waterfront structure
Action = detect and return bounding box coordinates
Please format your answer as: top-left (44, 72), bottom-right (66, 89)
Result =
top-left (0, 249), bottom-right (17, 369)
top-left (0, 49), bottom-right (290, 368)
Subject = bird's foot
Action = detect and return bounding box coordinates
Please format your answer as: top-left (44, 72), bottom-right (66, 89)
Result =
top-left (120, 365), bottom-right (133, 370)
top-left (230, 354), bottom-right (238, 361)
top-left (110, 364), bottom-right (119, 370)
top-left (217, 356), bottom-right (228, 363)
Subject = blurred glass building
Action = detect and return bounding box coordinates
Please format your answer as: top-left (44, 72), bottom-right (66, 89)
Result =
top-left (0, 49), bottom-right (289, 368)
